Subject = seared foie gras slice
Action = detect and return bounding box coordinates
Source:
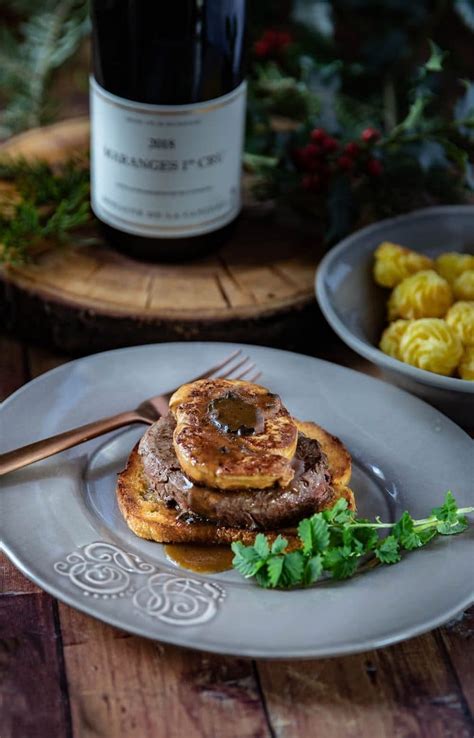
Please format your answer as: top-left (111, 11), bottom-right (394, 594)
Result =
top-left (169, 379), bottom-right (298, 490)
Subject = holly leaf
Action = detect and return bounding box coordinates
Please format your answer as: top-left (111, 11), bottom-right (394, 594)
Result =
top-left (424, 40), bottom-right (447, 73)
top-left (398, 97), bottom-right (429, 131)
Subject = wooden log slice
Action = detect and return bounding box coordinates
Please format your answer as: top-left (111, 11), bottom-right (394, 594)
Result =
top-left (0, 119), bottom-right (322, 354)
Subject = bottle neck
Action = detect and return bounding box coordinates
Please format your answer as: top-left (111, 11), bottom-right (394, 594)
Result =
top-left (91, 0), bottom-right (247, 105)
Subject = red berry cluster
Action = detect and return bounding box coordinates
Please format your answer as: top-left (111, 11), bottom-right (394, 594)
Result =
top-left (254, 29), bottom-right (293, 59)
top-left (294, 127), bottom-right (383, 192)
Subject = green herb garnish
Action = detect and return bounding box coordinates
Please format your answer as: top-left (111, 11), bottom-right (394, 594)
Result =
top-left (231, 491), bottom-right (473, 589)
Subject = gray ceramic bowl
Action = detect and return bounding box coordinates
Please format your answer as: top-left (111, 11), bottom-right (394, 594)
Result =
top-left (316, 205), bottom-right (474, 425)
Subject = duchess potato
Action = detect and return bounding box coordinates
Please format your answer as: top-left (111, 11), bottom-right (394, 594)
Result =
top-left (373, 241), bottom-right (434, 288)
top-left (388, 270), bottom-right (453, 321)
top-left (399, 318), bottom-right (463, 376)
top-left (445, 301), bottom-right (474, 346)
top-left (379, 319), bottom-right (411, 359)
top-left (435, 252), bottom-right (474, 284)
top-left (458, 346), bottom-right (474, 380)
top-left (453, 270), bottom-right (474, 301)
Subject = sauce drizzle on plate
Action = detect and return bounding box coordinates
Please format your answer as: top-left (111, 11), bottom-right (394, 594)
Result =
top-left (164, 544), bottom-right (234, 574)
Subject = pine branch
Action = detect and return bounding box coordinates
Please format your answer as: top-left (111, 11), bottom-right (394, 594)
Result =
top-left (0, 157), bottom-right (92, 265)
top-left (0, 0), bottom-right (89, 136)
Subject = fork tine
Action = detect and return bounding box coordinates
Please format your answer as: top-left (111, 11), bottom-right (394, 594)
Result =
top-left (215, 355), bottom-right (251, 378)
top-left (161, 349), bottom-right (260, 404)
top-left (236, 364), bottom-right (262, 382)
top-left (187, 349), bottom-right (242, 383)
top-left (232, 363), bottom-right (257, 380)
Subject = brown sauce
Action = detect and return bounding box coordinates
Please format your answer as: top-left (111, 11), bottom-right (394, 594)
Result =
top-left (208, 391), bottom-right (278, 436)
top-left (164, 544), bottom-right (234, 574)
top-left (208, 394), bottom-right (259, 435)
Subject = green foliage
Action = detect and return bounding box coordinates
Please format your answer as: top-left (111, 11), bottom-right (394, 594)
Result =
top-left (0, 157), bottom-right (91, 264)
top-left (0, 0), bottom-right (89, 137)
top-left (4, 2), bottom-right (474, 260)
top-left (231, 492), bottom-right (474, 589)
top-left (375, 535), bottom-right (401, 565)
top-left (245, 31), bottom-right (474, 242)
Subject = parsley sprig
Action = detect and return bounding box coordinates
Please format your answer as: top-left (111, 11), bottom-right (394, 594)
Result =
top-left (231, 492), bottom-right (473, 589)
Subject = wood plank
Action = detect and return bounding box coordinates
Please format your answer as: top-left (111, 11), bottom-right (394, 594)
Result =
top-left (0, 338), bottom-right (40, 595)
top-left (12, 249), bottom-right (100, 292)
top-left (59, 603), bottom-right (271, 738)
top-left (0, 552), bottom-right (41, 595)
top-left (256, 631), bottom-right (474, 738)
top-left (216, 261), bottom-right (256, 308)
top-left (0, 336), bottom-right (27, 401)
top-left (0, 345), bottom-right (72, 735)
top-left (86, 264), bottom-right (154, 308)
top-left (0, 593), bottom-right (71, 738)
top-left (229, 265), bottom-right (300, 304)
top-left (0, 116), bottom-right (89, 163)
top-left (148, 272), bottom-right (227, 311)
top-left (273, 258), bottom-right (317, 291)
top-left (441, 607), bottom-right (474, 716)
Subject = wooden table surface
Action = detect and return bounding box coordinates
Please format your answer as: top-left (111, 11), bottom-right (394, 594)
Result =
top-left (1, 332), bottom-right (473, 738)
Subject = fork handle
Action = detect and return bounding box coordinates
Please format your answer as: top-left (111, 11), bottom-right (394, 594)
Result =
top-left (0, 410), bottom-right (146, 476)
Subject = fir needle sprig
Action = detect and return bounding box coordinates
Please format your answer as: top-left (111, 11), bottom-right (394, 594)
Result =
top-left (0, 157), bottom-right (91, 265)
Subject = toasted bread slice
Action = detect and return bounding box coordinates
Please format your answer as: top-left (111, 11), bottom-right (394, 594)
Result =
top-left (117, 432), bottom-right (355, 548)
top-left (295, 420), bottom-right (352, 486)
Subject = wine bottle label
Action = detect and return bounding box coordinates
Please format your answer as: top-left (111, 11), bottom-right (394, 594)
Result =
top-left (90, 77), bottom-right (246, 239)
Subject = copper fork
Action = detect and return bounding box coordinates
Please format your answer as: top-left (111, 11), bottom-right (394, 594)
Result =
top-left (0, 350), bottom-right (261, 476)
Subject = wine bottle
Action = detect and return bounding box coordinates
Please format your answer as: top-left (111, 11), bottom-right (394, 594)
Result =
top-left (90, 0), bottom-right (247, 261)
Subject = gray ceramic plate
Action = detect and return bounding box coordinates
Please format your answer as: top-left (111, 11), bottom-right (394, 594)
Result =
top-left (1, 342), bottom-right (473, 658)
